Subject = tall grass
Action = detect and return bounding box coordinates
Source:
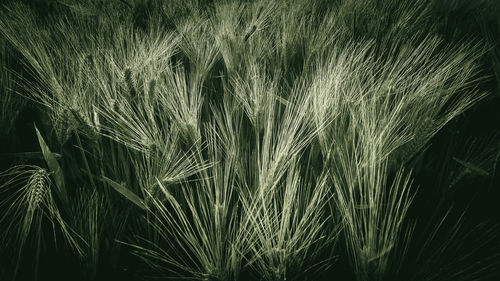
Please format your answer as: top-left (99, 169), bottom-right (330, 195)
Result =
top-left (0, 38), bottom-right (25, 138)
top-left (0, 165), bottom-right (84, 280)
top-left (309, 31), bottom-right (486, 281)
top-left (234, 74), bottom-right (336, 281)
top-left (0, 0), bottom-right (499, 280)
top-left (126, 117), bottom-right (243, 280)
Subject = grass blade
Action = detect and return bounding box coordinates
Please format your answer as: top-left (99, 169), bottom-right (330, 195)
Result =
top-left (34, 124), bottom-right (68, 205)
top-left (101, 175), bottom-right (146, 210)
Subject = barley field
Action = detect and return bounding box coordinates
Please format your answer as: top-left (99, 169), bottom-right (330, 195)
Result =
top-left (1, 1), bottom-right (499, 280)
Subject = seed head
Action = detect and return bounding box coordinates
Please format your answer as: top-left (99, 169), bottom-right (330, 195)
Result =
top-left (27, 168), bottom-right (50, 207)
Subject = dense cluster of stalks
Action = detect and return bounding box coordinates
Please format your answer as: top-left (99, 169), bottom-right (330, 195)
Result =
top-left (1, 0), bottom-right (499, 281)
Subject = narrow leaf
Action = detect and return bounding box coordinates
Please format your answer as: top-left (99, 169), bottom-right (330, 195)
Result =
top-left (453, 157), bottom-right (489, 176)
top-left (102, 176), bottom-right (146, 210)
top-left (0, 152), bottom-right (62, 159)
top-left (34, 124), bottom-right (68, 205)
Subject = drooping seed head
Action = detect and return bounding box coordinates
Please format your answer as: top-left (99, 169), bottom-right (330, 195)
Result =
top-left (27, 168), bottom-right (50, 207)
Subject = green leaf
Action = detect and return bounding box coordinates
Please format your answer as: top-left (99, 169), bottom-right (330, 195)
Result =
top-left (34, 124), bottom-right (68, 205)
top-left (0, 152), bottom-right (62, 159)
top-left (102, 176), bottom-right (146, 210)
top-left (452, 157), bottom-right (489, 176)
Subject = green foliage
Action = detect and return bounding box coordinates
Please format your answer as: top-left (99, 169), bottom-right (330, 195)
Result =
top-left (0, 0), bottom-right (499, 280)
top-left (102, 176), bottom-right (146, 210)
top-left (34, 124), bottom-right (68, 205)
